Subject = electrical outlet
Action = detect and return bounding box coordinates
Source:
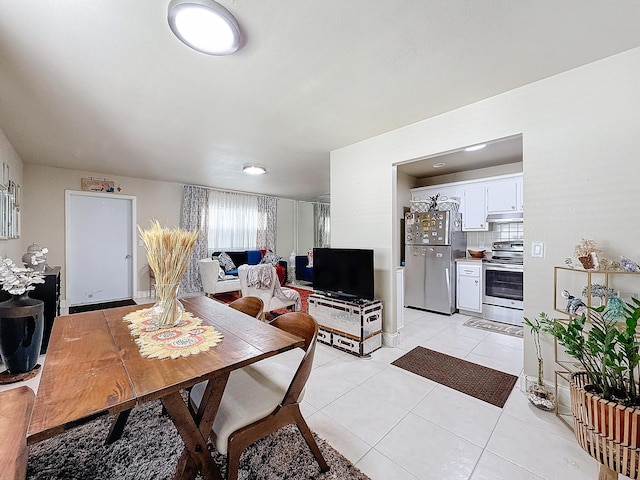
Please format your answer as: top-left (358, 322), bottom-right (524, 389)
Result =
top-left (532, 242), bottom-right (545, 258)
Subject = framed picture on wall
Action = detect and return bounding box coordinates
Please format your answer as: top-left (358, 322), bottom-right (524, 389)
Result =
top-left (81, 177), bottom-right (115, 192)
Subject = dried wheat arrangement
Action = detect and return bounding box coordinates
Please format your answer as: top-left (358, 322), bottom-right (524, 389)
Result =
top-left (138, 220), bottom-right (199, 326)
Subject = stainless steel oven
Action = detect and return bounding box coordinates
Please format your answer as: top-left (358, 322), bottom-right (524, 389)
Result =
top-left (482, 241), bottom-right (524, 325)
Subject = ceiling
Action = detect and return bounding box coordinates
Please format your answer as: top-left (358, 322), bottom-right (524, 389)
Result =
top-left (0, 2), bottom-right (639, 201)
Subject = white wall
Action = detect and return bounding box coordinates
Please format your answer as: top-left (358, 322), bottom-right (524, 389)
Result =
top-left (23, 164), bottom-right (184, 299)
top-left (0, 129), bottom-right (24, 261)
top-left (331, 47), bottom-right (640, 380)
top-left (23, 164), bottom-right (299, 300)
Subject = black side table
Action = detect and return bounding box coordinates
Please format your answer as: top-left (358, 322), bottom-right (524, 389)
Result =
top-left (29, 266), bottom-right (61, 354)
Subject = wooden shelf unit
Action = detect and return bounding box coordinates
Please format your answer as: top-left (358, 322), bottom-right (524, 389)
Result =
top-left (551, 266), bottom-right (640, 429)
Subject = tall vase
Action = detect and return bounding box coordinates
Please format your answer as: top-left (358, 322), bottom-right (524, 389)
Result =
top-left (150, 283), bottom-right (184, 328)
top-left (0, 293), bottom-right (44, 374)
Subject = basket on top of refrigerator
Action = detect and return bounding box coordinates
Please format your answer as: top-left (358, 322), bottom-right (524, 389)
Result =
top-left (410, 195), bottom-right (460, 213)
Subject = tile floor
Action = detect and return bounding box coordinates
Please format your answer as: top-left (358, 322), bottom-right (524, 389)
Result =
top-left (303, 308), bottom-right (611, 480)
top-left (0, 306), bottom-right (616, 479)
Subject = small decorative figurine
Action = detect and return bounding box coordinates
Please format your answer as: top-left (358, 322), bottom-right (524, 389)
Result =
top-left (562, 289), bottom-right (587, 316)
top-left (620, 256), bottom-right (640, 272)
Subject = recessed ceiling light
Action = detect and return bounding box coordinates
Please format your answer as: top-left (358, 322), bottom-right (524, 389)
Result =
top-left (465, 143), bottom-right (486, 152)
top-left (168, 0), bottom-right (241, 55)
top-left (432, 162), bottom-right (445, 168)
top-left (243, 164), bottom-right (267, 175)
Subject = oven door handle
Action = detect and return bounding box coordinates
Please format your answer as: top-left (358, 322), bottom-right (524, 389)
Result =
top-left (484, 263), bottom-right (524, 272)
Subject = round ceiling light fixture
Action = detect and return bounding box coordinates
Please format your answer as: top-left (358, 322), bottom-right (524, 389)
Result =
top-left (242, 164), bottom-right (267, 175)
top-left (432, 162), bottom-right (446, 168)
top-left (168, 0), bottom-right (241, 55)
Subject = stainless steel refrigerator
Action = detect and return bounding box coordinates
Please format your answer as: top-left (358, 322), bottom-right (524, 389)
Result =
top-left (404, 210), bottom-right (466, 314)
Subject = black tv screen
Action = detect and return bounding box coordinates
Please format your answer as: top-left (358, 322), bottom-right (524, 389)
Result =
top-left (312, 248), bottom-right (375, 301)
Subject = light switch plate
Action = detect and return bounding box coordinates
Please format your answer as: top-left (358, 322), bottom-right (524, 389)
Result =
top-left (532, 242), bottom-right (544, 258)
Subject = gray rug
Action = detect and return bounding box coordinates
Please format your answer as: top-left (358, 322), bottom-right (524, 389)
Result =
top-left (463, 317), bottom-right (523, 338)
top-left (27, 399), bottom-right (370, 480)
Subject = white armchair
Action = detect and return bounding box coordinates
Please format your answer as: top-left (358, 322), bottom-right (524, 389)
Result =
top-left (199, 258), bottom-right (241, 296)
top-left (238, 264), bottom-right (300, 315)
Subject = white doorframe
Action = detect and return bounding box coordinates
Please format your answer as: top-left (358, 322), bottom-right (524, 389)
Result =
top-left (65, 190), bottom-right (137, 306)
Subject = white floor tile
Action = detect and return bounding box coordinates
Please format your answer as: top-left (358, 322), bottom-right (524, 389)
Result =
top-left (306, 410), bottom-right (372, 465)
top-left (321, 386), bottom-right (409, 445)
top-left (486, 413), bottom-right (599, 479)
top-left (376, 413), bottom-right (483, 480)
top-left (412, 386), bottom-right (502, 447)
top-left (359, 366), bottom-right (435, 411)
top-left (470, 450), bottom-right (544, 480)
top-left (304, 364), bottom-right (358, 409)
top-left (356, 448), bottom-right (421, 480)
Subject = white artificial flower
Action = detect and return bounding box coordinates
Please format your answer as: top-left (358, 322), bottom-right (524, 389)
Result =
top-left (0, 256), bottom-right (45, 295)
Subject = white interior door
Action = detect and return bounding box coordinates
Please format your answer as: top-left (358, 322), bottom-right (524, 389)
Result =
top-left (65, 191), bottom-right (137, 306)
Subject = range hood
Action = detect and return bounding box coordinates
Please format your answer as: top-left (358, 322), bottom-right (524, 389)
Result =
top-left (486, 212), bottom-right (524, 223)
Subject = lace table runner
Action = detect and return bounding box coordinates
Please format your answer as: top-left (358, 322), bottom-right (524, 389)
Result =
top-left (123, 308), bottom-right (223, 359)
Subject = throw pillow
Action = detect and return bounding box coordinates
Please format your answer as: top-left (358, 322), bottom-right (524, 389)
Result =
top-left (218, 266), bottom-right (225, 280)
top-left (216, 252), bottom-right (236, 273)
top-left (260, 251), bottom-right (282, 267)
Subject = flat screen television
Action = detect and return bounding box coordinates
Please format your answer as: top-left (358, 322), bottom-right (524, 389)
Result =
top-left (312, 248), bottom-right (375, 301)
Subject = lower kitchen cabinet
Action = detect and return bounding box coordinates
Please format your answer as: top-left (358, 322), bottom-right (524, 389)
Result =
top-left (456, 261), bottom-right (482, 313)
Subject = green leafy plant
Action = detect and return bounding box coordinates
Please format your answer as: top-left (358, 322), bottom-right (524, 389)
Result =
top-left (523, 315), bottom-right (545, 386)
top-left (539, 298), bottom-right (640, 406)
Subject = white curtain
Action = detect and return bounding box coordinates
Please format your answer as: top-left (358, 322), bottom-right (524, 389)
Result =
top-left (180, 185), bottom-right (209, 293)
top-left (208, 190), bottom-right (259, 252)
top-left (257, 196), bottom-right (277, 251)
top-left (314, 202), bottom-right (330, 247)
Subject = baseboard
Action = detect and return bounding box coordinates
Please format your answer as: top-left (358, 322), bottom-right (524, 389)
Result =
top-left (382, 331), bottom-right (399, 348)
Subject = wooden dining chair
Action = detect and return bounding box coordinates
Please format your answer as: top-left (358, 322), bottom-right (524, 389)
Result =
top-left (228, 296), bottom-right (264, 320)
top-left (189, 312), bottom-right (329, 480)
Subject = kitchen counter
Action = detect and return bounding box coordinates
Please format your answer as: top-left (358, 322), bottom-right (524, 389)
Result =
top-left (456, 257), bottom-right (484, 263)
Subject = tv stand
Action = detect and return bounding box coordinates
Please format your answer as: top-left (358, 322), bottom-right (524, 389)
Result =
top-left (308, 293), bottom-right (382, 357)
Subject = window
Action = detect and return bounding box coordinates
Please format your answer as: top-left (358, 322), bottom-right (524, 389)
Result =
top-left (208, 190), bottom-right (258, 252)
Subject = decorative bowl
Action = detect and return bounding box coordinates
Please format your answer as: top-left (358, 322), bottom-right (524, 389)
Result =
top-left (468, 249), bottom-right (485, 259)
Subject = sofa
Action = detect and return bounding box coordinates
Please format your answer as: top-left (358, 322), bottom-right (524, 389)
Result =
top-left (295, 255), bottom-right (313, 284)
top-left (213, 250), bottom-right (288, 285)
top-left (199, 258), bottom-right (241, 295)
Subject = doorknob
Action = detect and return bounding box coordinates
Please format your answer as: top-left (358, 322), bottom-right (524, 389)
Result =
top-left (125, 254), bottom-right (131, 259)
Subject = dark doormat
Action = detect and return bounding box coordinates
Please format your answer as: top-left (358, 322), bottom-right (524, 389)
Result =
top-left (391, 346), bottom-right (517, 408)
top-left (68, 299), bottom-right (137, 314)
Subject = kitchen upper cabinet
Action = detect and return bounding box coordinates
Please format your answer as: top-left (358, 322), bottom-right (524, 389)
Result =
top-left (462, 184), bottom-right (488, 231)
top-left (486, 177), bottom-right (522, 213)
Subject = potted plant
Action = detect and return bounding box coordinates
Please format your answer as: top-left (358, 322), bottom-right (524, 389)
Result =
top-left (0, 258), bottom-right (45, 375)
top-left (539, 298), bottom-right (640, 479)
top-left (523, 314), bottom-right (556, 410)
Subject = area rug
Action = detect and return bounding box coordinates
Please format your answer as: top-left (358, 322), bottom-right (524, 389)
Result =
top-left (68, 299), bottom-right (137, 314)
top-left (463, 317), bottom-right (523, 338)
top-left (27, 398), bottom-right (370, 480)
top-left (391, 346), bottom-right (517, 408)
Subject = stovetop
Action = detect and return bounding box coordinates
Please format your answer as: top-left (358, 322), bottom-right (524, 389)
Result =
top-left (484, 241), bottom-right (524, 265)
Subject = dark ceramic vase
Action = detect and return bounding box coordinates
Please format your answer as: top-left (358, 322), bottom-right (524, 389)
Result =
top-left (0, 293), bottom-right (44, 374)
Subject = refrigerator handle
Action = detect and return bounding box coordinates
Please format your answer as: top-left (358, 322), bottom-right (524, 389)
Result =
top-left (445, 267), bottom-right (451, 306)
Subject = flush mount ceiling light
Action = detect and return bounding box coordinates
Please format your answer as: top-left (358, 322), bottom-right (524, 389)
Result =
top-left (465, 143), bottom-right (487, 152)
top-left (168, 0), bottom-right (241, 55)
top-left (432, 162), bottom-right (446, 168)
top-left (243, 164), bottom-right (267, 175)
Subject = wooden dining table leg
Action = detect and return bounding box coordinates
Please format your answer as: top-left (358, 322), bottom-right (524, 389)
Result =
top-left (163, 373), bottom-right (229, 480)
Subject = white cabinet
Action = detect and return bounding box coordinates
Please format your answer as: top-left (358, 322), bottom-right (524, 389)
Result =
top-left (456, 261), bottom-right (482, 313)
top-left (462, 184), bottom-right (488, 231)
top-left (486, 177), bottom-right (521, 213)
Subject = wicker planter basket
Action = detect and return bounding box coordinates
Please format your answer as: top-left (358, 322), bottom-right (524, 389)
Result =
top-left (570, 371), bottom-right (640, 479)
